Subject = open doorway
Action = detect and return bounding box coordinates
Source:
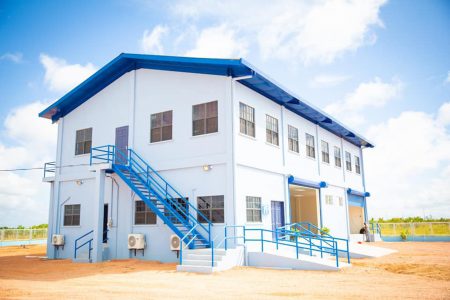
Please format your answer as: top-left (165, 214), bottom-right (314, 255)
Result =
top-left (289, 185), bottom-right (320, 229)
top-left (348, 205), bottom-right (365, 234)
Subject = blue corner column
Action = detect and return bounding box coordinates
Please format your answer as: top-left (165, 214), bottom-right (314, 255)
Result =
top-left (92, 169), bottom-right (106, 263)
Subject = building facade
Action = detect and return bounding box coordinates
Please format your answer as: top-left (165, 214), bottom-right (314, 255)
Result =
top-left (40, 54), bottom-right (372, 263)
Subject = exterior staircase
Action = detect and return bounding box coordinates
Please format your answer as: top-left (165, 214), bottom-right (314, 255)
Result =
top-left (90, 145), bottom-right (212, 250)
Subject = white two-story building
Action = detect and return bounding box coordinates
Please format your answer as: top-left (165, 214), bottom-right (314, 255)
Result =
top-left (40, 54), bottom-right (373, 268)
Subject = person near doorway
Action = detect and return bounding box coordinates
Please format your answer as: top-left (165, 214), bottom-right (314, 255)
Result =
top-left (364, 223), bottom-right (371, 242)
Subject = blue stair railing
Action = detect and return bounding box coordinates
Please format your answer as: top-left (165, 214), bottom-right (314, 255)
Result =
top-left (90, 145), bottom-right (212, 250)
top-left (74, 229), bottom-right (109, 261)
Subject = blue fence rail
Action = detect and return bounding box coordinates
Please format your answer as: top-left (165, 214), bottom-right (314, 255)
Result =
top-left (43, 161), bottom-right (56, 178)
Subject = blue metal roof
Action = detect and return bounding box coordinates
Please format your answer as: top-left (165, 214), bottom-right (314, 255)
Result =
top-left (39, 53), bottom-right (374, 148)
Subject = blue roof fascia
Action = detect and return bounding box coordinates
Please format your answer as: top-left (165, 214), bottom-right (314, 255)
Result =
top-left (39, 53), bottom-right (251, 122)
top-left (239, 59), bottom-right (374, 148)
top-left (38, 53), bottom-right (373, 148)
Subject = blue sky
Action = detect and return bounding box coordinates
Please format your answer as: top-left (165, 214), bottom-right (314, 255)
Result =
top-left (0, 0), bottom-right (449, 226)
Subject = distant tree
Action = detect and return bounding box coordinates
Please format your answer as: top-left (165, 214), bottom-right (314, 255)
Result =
top-left (31, 224), bottom-right (48, 229)
top-left (17, 225), bottom-right (25, 229)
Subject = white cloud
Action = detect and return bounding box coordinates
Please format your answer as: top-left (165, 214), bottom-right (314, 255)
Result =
top-left (40, 54), bottom-right (97, 93)
top-left (185, 24), bottom-right (248, 58)
top-left (172, 0), bottom-right (387, 64)
top-left (0, 52), bottom-right (23, 63)
top-left (141, 25), bottom-right (169, 54)
top-left (365, 103), bottom-right (450, 218)
top-left (0, 101), bottom-right (57, 226)
top-left (309, 74), bottom-right (350, 88)
top-left (325, 77), bottom-right (403, 127)
top-left (437, 102), bottom-right (450, 126)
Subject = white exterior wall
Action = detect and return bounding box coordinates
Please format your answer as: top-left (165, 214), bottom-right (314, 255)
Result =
top-left (46, 69), bottom-right (368, 262)
top-left (233, 82), bottom-right (365, 239)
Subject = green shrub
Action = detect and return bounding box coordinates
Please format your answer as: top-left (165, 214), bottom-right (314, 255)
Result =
top-left (320, 227), bottom-right (330, 235)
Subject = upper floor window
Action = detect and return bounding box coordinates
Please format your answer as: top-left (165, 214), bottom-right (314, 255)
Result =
top-left (305, 133), bottom-right (315, 158)
top-left (150, 110), bottom-right (172, 143)
top-left (325, 195), bottom-right (333, 205)
top-left (288, 125), bottom-right (299, 153)
top-left (193, 100), bottom-right (218, 136)
top-left (355, 156), bottom-right (361, 174)
top-left (135, 200), bottom-right (157, 225)
top-left (345, 151), bottom-right (352, 171)
top-left (197, 195), bottom-right (224, 224)
top-left (338, 197), bottom-right (344, 206)
top-left (334, 146), bottom-right (342, 168)
top-left (321, 140), bottom-right (330, 163)
top-left (75, 128), bottom-right (92, 155)
top-left (246, 196), bottom-right (262, 223)
top-left (239, 102), bottom-right (255, 137)
top-left (64, 204), bottom-right (80, 226)
top-left (266, 115), bottom-right (279, 145)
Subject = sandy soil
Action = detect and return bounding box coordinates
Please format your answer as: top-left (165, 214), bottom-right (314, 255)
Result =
top-left (0, 242), bottom-right (449, 299)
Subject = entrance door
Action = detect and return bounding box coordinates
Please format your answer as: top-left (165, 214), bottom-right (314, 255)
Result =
top-left (103, 204), bottom-right (108, 243)
top-left (115, 126), bottom-right (129, 165)
top-left (271, 201), bottom-right (285, 239)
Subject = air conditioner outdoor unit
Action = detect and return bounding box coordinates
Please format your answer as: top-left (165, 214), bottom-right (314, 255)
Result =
top-left (170, 235), bottom-right (181, 251)
top-left (52, 234), bottom-right (65, 246)
top-left (128, 234), bottom-right (145, 250)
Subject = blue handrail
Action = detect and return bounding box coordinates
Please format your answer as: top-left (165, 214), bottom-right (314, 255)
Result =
top-left (74, 229), bottom-right (109, 261)
top-left (219, 224), bottom-right (350, 268)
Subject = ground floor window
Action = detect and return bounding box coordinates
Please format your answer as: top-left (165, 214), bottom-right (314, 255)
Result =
top-left (197, 195), bottom-right (224, 223)
top-left (134, 200), bottom-right (157, 225)
top-left (64, 204), bottom-right (80, 226)
top-left (246, 196), bottom-right (262, 222)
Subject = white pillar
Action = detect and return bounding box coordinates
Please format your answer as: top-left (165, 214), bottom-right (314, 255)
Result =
top-left (92, 169), bottom-right (106, 262)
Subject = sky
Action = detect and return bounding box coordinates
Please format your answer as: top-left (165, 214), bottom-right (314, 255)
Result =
top-left (0, 0), bottom-right (449, 226)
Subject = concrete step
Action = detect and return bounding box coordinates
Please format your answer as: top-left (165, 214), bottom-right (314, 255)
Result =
top-left (181, 259), bottom-right (218, 267)
top-left (184, 253), bottom-right (224, 261)
top-left (184, 248), bottom-right (227, 255)
top-left (176, 265), bottom-right (216, 273)
top-left (73, 257), bottom-right (91, 263)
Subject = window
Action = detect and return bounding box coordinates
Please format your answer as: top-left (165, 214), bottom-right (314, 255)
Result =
top-left (197, 195), bottom-right (224, 223)
top-left (64, 204), bottom-right (80, 226)
top-left (135, 200), bottom-right (157, 225)
top-left (246, 196), bottom-right (262, 222)
top-left (345, 151), bottom-right (352, 171)
top-left (266, 115), bottom-right (279, 145)
top-left (75, 128), bottom-right (92, 155)
top-left (338, 197), bottom-right (344, 206)
top-left (165, 198), bottom-right (188, 224)
top-left (321, 140), bottom-right (329, 163)
top-left (239, 102), bottom-right (255, 137)
top-left (305, 133), bottom-right (315, 158)
top-left (150, 110), bottom-right (172, 143)
top-left (288, 125), bottom-right (299, 153)
top-left (325, 195), bottom-right (333, 205)
top-left (334, 146), bottom-right (342, 168)
top-left (355, 156), bottom-right (361, 174)
top-left (193, 100), bottom-right (218, 136)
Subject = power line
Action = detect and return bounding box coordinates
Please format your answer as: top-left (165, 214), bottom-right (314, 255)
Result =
top-left (0, 163), bottom-right (94, 172)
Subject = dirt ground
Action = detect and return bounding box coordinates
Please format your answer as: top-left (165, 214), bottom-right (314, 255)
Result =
top-left (0, 242), bottom-right (449, 299)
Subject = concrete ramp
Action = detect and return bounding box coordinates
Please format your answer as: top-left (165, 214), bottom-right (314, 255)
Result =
top-left (247, 252), bottom-right (349, 271)
top-left (347, 242), bottom-right (397, 259)
top-left (246, 243), bottom-right (349, 271)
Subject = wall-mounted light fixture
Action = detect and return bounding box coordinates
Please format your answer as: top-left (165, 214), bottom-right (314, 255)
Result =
top-left (75, 179), bottom-right (84, 185)
top-left (202, 165), bottom-right (212, 172)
